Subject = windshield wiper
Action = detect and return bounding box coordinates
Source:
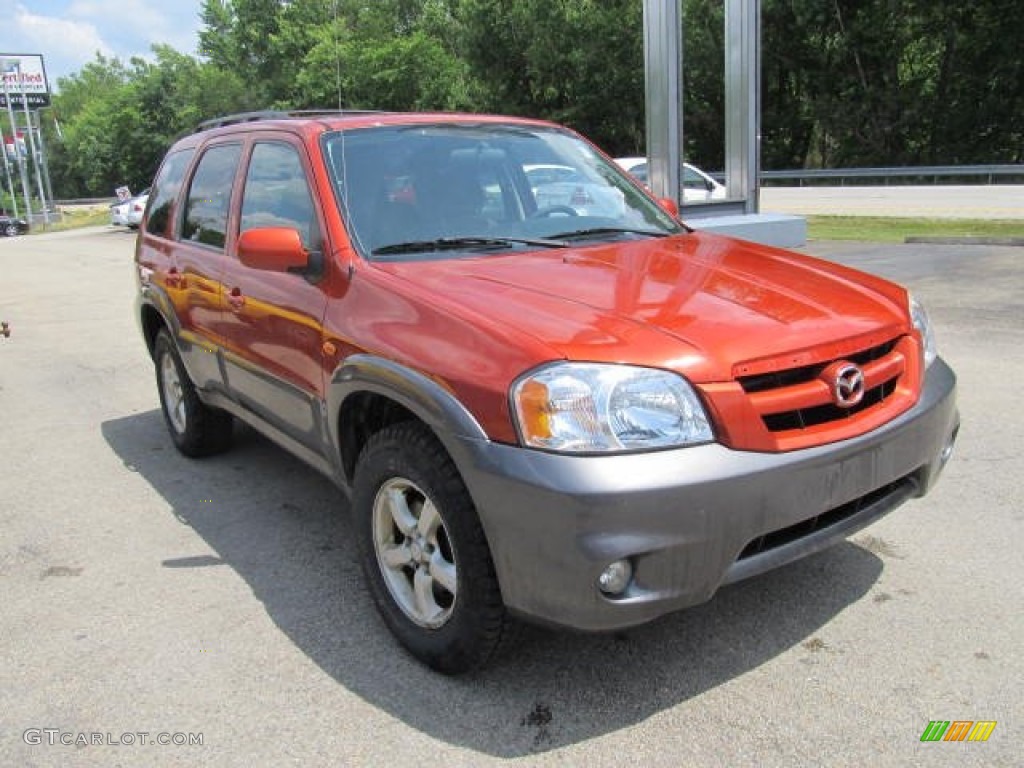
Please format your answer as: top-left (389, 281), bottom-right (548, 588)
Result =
top-left (372, 236), bottom-right (568, 256)
top-left (549, 227), bottom-right (670, 241)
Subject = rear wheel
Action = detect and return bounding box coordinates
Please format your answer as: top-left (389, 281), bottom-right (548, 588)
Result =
top-left (4, 223), bottom-right (18, 237)
top-left (154, 329), bottom-right (233, 457)
top-left (353, 422), bottom-right (507, 674)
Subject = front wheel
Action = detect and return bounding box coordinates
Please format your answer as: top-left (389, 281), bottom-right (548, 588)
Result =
top-left (4, 223), bottom-right (18, 237)
top-left (353, 422), bottom-right (508, 674)
top-left (154, 329), bottom-right (233, 457)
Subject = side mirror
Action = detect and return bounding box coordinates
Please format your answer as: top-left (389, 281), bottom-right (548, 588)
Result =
top-left (237, 227), bottom-right (309, 272)
top-left (657, 197), bottom-right (679, 218)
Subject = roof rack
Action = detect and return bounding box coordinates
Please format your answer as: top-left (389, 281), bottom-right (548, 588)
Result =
top-left (195, 109), bottom-right (389, 133)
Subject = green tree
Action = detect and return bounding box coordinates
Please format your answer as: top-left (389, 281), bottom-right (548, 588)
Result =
top-left (761, 0), bottom-right (1023, 168)
top-left (199, 0), bottom-right (289, 104)
top-left (283, 0), bottom-right (479, 111)
top-left (454, 0), bottom-right (645, 154)
top-left (908, 1), bottom-right (1022, 164)
top-left (48, 49), bottom-right (252, 197)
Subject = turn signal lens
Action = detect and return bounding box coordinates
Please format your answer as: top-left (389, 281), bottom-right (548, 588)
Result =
top-left (516, 378), bottom-right (553, 443)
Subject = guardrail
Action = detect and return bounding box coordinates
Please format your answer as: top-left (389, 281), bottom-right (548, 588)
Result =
top-left (758, 164), bottom-right (1024, 186)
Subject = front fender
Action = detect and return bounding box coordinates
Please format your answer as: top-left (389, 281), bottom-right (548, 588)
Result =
top-left (327, 354), bottom-right (491, 484)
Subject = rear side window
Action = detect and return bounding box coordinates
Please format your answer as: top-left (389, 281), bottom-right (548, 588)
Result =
top-left (146, 148), bottom-right (194, 237)
top-left (240, 142), bottom-right (320, 251)
top-left (182, 143), bottom-right (242, 249)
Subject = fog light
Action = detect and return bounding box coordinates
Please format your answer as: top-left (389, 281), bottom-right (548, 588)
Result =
top-left (940, 435), bottom-right (955, 465)
top-left (940, 424), bottom-right (959, 466)
top-left (597, 559), bottom-right (632, 596)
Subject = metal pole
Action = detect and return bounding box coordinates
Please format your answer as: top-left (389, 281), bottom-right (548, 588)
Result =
top-left (724, 0), bottom-right (761, 214)
top-left (17, 65), bottom-right (48, 225)
top-left (1, 64), bottom-right (32, 223)
top-left (0, 119), bottom-right (18, 218)
top-left (36, 110), bottom-right (55, 207)
top-left (642, 0), bottom-right (684, 205)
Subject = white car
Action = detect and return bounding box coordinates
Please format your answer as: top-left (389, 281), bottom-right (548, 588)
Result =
top-left (524, 163), bottom-right (625, 218)
top-left (110, 198), bottom-right (131, 227)
top-left (615, 157), bottom-right (727, 203)
top-left (125, 191), bottom-right (149, 228)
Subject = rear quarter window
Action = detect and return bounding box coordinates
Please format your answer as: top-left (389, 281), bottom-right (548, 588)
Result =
top-left (145, 148), bottom-right (195, 238)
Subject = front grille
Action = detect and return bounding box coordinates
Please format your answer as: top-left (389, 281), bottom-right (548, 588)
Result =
top-left (737, 475), bottom-right (915, 560)
top-left (739, 339), bottom-right (898, 394)
top-left (762, 379), bottom-right (898, 431)
top-left (737, 337), bottom-right (906, 435)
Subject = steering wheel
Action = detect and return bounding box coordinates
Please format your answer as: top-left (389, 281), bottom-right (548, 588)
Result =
top-left (529, 205), bottom-right (579, 219)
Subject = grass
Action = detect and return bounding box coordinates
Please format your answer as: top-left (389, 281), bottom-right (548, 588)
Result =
top-left (806, 215), bottom-right (1024, 242)
top-left (28, 207), bottom-right (113, 233)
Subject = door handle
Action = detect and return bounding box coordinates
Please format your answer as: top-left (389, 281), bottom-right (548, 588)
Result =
top-left (228, 287), bottom-right (246, 309)
top-left (165, 267), bottom-right (185, 288)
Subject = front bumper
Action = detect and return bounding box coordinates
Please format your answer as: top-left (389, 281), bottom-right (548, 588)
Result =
top-left (451, 358), bottom-right (958, 631)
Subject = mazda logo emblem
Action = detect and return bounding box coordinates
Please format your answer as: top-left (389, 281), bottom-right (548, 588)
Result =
top-left (820, 361), bottom-right (865, 408)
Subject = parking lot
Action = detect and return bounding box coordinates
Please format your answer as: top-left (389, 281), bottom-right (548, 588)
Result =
top-left (1, 226), bottom-right (1020, 766)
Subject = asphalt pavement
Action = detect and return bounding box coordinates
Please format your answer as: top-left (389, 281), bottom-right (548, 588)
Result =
top-left (0, 227), bottom-right (1019, 766)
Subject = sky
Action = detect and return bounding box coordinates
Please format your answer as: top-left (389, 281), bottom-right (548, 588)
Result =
top-left (0, 1), bottom-right (204, 89)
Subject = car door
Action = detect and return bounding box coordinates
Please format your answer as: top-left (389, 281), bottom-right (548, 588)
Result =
top-left (217, 134), bottom-right (330, 454)
top-left (157, 142), bottom-right (242, 392)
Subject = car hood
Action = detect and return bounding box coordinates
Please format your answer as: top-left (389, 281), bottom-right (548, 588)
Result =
top-left (373, 231), bottom-right (910, 382)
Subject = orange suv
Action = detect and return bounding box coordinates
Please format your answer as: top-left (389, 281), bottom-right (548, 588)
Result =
top-left (135, 111), bottom-right (959, 673)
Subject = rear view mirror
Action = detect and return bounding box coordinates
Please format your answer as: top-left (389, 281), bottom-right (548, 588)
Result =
top-left (237, 227), bottom-right (309, 272)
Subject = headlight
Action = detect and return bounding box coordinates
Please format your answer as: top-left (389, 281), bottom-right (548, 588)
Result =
top-left (512, 362), bottom-right (713, 453)
top-left (909, 294), bottom-right (937, 369)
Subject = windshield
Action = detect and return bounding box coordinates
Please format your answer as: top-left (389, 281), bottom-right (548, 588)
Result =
top-left (323, 123), bottom-right (684, 260)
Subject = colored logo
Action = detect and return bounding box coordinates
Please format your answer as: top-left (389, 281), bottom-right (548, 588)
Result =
top-left (920, 720), bottom-right (997, 742)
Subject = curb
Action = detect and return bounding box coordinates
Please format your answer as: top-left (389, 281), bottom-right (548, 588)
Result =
top-left (904, 236), bottom-right (1024, 246)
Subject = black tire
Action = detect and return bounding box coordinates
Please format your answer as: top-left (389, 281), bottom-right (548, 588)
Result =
top-left (154, 329), bottom-right (233, 457)
top-left (4, 223), bottom-right (18, 237)
top-left (353, 421), bottom-right (508, 674)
